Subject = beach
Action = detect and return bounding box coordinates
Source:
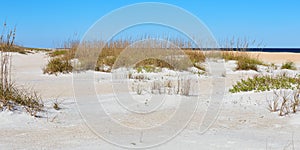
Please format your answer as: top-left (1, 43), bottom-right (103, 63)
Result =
top-left (1, 51), bottom-right (300, 149)
top-left (253, 51), bottom-right (300, 64)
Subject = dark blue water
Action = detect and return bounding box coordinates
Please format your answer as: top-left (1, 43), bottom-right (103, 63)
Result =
top-left (242, 48), bottom-right (300, 53)
top-left (188, 48), bottom-right (300, 53)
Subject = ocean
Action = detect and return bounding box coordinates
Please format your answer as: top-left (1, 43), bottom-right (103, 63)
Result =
top-left (241, 48), bottom-right (300, 53)
top-left (186, 48), bottom-right (300, 53)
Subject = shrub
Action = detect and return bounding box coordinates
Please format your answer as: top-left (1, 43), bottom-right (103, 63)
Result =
top-left (43, 57), bottom-right (73, 75)
top-left (281, 61), bottom-right (296, 70)
top-left (229, 74), bottom-right (300, 93)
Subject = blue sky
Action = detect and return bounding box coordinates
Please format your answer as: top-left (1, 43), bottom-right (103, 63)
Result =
top-left (1, 0), bottom-right (299, 48)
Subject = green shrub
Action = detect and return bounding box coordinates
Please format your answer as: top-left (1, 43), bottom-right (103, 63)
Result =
top-left (229, 74), bottom-right (300, 93)
top-left (281, 61), bottom-right (296, 70)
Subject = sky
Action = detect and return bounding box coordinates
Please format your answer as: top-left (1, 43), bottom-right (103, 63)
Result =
top-left (0, 0), bottom-right (299, 48)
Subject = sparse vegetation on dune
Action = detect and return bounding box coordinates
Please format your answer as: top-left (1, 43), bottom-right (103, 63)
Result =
top-left (236, 55), bottom-right (263, 71)
top-left (0, 83), bottom-right (43, 116)
top-left (220, 37), bottom-right (264, 71)
top-left (268, 89), bottom-right (300, 116)
top-left (49, 49), bottom-right (68, 57)
top-left (0, 22), bottom-right (43, 116)
top-left (281, 61), bottom-right (297, 70)
top-left (44, 36), bottom-right (207, 74)
top-left (229, 73), bottom-right (300, 93)
top-left (43, 40), bottom-right (78, 75)
top-left (43, 57), bottom-right (73, 75)
top-left (130, 76), bottom-right (194, 96)
top-left (44, 36), bottom-right (271, 75)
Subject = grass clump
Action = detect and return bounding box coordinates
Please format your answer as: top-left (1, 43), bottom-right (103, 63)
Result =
top-left (43, 57), bottom-right (73, 75)
top-left (74, 37), bottom-right (206, 72)
top-left (43, 41), bottom-right (77, 75)
top-left (221, 51), bottom-right (263, 71)
top-left (236, 55), bottom-right (263, 71)
top-left (229, 73), bottom-right (300, 93)
top-left (281, 61), bottom-right (296, 70)
top-left (268, 90), bottom-right (300, 116)
top-left (135, 58), bottom-right (174, 72)
top-left (220, 37), bottom-right (264, 71)
top-left (136, 66), bottom-right (156, 73)
top-left (184, 50), bottom-right (206, 64)
top-left (49, 49), bottom-right (68, 57)
top-left (0, 84), bottom-right (43, 116)
top-left (0, 21), bottom-right (43, 116)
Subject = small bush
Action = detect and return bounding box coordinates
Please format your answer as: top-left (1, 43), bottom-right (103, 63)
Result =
top-left (43, 57), bottom-right (73, 75)
top-left (281, 61), bottom-right (296, 70)
top-left (229, 74), bottom-right (300, 93)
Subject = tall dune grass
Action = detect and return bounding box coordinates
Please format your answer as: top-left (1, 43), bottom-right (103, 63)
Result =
top-left (44, 36), bottom-right (206, 74)
top-left (0, 22), bottom-right (43, 116)
top-left (220, 37), bottom-right (264, 71)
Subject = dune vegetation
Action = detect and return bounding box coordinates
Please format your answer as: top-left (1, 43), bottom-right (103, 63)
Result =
top-left (0, 22), bottom-right (43, 116)
top-left (43, 37), bottom-right (207, 74)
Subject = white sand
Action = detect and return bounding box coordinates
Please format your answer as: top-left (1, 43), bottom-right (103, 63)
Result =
top-left (0, 52), bottom-right (300, 149)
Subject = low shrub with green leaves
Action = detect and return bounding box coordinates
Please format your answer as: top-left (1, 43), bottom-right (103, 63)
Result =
top-left (281, 61), bottom-right (297, 70)
top-left (229, 74), bottom-right (300, 93)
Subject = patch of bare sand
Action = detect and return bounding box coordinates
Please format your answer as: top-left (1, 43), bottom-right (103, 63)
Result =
top-left (249, 51), bottom-right (300, 64)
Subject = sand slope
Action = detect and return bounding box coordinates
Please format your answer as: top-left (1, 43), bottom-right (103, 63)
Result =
top-left (0, 52), bottom-right (300, 149)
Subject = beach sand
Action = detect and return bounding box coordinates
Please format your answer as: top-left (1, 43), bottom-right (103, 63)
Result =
top-left (252, 51), bottom-right (300, 64)
top-left (0, 51), bottom-right (300, 149)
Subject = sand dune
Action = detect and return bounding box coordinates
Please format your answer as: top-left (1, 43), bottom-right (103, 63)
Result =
top-left (0, 51), bottom-right (300, 149)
